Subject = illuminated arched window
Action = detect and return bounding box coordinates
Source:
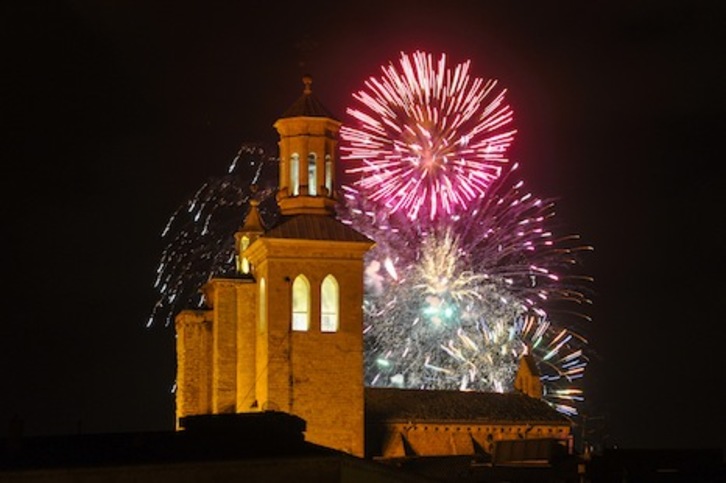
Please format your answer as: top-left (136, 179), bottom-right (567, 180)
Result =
top-left (259, 277), bottom-right (267, 332)
top-left (324, 154), bottom-right (333, 195)
top-left (321, 275), bottom-right (339, 332)
top-left (292, 275), bottom-right (310, 331)
top-left (307, 152), bottom-right (317, 196)
top-left (239, 235), bottom-right (251, 274)
top-left (290, 153), bottom-right (300, 196)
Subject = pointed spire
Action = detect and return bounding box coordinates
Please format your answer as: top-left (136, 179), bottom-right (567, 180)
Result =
top-left (241, 185), bottom-right (264, 233)
top-left (279, 75), bottom-right (336, 119)
top-left (235, 185), bottom-right (265, 276)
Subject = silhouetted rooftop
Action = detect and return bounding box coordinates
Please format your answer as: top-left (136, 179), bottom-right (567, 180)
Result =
top-left (0, 412), bottom-right (333, 471)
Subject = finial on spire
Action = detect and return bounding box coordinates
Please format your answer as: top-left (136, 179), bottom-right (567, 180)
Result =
top-left (302, 74), bottom-right (313, 95)
top-left (241, 186), bottom-right (264, 232)
top-left (248, 184), bottom-right (260, 208)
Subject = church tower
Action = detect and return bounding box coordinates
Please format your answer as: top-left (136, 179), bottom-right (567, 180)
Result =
top-left (174, 76), bottom-right (374, 457)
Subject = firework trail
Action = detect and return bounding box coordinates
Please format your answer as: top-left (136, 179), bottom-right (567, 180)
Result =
top-left (340, 50), bottom-right (516, 223)
top-left (148, 143), bottom-right (279, 328)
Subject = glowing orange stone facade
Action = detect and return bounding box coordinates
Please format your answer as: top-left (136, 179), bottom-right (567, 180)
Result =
top-left (175, 77), bottom-right (373, 457)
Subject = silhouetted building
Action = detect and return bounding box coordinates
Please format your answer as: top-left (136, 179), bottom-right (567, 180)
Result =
top-left (585, 448), bottom-right (724, 483)
top-left (0, 412), bottom-right (430, 482)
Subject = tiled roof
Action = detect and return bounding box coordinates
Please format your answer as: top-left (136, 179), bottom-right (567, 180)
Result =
top-left (264, 214), bottom-right (373, 243)
top-left (280, 91), bottom-right (338, 119)
top-left (279, 76), bottom-right (337, 120)
top-left (365, 388), bottom-right (570, 424)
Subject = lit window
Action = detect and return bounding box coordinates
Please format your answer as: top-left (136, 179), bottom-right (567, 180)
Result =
top-left (240, 235), bottom-right (250, 274)
top-left (307, 153), bottom-right (317, 196)
top-left (259, 277), bottom-right (267, 332)
top-left (321, 275), bottom-right (339, 332)
top-left (324, 154), bottom-right (333, 195)
top-left (292, 275), bottom-right (310, 331)
top-left (290, 153), bottom-right (300, 196)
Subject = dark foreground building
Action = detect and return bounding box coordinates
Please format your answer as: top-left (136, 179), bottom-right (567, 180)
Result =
top-left (0, 412), bottom-right (429, 483)
top-left (0, 412), bottom-right (585, 483)
top-left (585, 447), bottom-right (724, 482)
top-left (2, 414), bottom-right (722, 482)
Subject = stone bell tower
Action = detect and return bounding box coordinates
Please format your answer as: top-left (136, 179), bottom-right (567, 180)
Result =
top-left (175, 76), bottom-right (374, 457)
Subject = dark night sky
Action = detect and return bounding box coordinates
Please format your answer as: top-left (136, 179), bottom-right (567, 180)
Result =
top-left (2, 1), bottom-right (724, 454)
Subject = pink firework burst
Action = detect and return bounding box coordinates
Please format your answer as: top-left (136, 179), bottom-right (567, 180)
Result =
top-left (340, 50), bottom-right (516, 221)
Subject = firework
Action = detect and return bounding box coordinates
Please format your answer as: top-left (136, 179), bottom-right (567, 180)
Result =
top-left (340, 50), bottom-right (516, 223)
top-left (338, 51), bottom-right (593, 414)
top-left (148, 142), bottom-right (279, 328)
top-left (337, 160), bottom-right (592, 414)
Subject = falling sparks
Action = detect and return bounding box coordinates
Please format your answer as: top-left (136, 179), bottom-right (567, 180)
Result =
top-left (148, 143), bottom-right (279, 328)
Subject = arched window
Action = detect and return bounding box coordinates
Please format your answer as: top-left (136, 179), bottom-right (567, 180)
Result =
top-left (291, 275), bottom-right (310, 331)
top-left (307, 152), bottom-right (317, 196)
top-left (321, 275), bottom-right (339, 332)
top-left (324, 154), bottom-right (333, 195)
top-left (259, 277), bottom-right (267, 333)
top-left (239, 235), bottom-right (250, 274)
top-left (290, 153), bottom-right (300, 196)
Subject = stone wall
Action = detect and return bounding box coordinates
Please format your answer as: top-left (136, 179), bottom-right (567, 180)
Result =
top-left (376, 422), bottom-right (572, 457)
top-left (175, 310), bottom-right (212, 423)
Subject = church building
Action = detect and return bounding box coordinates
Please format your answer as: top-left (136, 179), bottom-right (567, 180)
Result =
top-left (174, 76), bottom-right (573, 462)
